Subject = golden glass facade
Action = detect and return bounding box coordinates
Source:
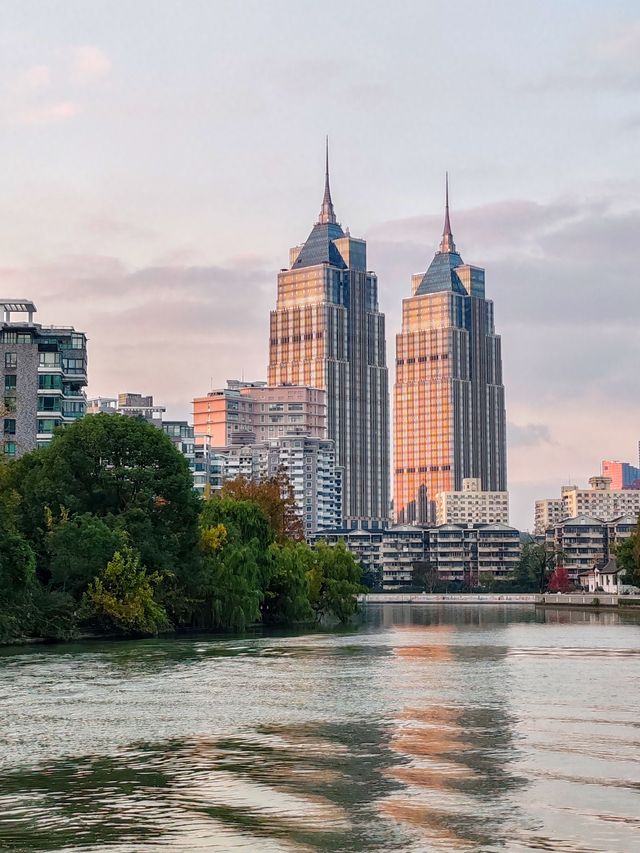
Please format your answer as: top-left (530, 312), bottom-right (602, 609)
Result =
top-left (268, 165), bottom-right (389, 529)
top-left (394, 212), bottom-right (506, 525)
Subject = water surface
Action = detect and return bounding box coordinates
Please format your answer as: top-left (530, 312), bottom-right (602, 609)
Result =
top-left (1, 604), bottom-right (639, 852)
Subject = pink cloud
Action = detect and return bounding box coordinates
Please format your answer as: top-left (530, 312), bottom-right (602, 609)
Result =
top-left (70, 45), bottom-right (111, 83)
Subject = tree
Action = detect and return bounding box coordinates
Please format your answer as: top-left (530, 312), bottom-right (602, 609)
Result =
top-left (81, 545), bottom-right (169, 635)
top-left (411, 561), bottom-right (441, 593)
top-left (262, 542), bottom-right (313, 625)
top-left (46, 513), bottom-right (125, 597)
top-left (6, 414), bottom-right (201, 578)
top-left (617, 529), bottom-right (640, 588)
top-left (187, 497), bottom-right (273, 631)
top-left (0, 527), bottom-right (36, 642)
top-left (548, 566), bottom-right (572, 593)
top-left (513, 542), bottom-right (561, 592)
top-left (221, 470), bottom-right (303, 543)
top-left (308, 541), bottom-right (363, 623)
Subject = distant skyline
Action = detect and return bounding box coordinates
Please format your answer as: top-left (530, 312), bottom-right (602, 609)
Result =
top-left (1, 0), bottom-right (639, 529)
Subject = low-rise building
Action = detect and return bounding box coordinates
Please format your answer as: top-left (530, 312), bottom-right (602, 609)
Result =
top-left (578, 558), bottom-right (622, 594)
top-left (1, 299), bottom-right (87, 458)
top-left (436, 478), bottom-right (509, 526)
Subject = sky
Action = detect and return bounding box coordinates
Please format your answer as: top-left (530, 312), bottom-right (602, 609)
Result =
top-left (1, 0), bottom-right (639, 530)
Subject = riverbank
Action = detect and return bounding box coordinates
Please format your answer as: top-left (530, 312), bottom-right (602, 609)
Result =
top-left (359, 592), bottom-right (640, 608)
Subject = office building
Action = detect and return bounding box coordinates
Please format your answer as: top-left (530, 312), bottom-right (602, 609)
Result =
top-left (193, 380), bottom-right (326, 447)
top-left (394, 178), bottom-right (506, 525)
top-left (268, 145), bottom-right (390, 529)
top-left (436, 477), bottom-right (509, 526)
top-left (1, 299), bottom-right (87, 457)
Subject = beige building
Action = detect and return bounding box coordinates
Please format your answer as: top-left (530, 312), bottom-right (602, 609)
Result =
top-left (436, 478), bottom-right (509, 526)
top-left (534, 498), bottom-right (563, 535)
top-left (561, 477), bottom-right (640, 521)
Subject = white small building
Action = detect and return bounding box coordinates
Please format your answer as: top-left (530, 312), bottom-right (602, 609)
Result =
top-left (578, 558), bottom-right (621, 594)
top-left (436, 478), bottom-right (509, 526)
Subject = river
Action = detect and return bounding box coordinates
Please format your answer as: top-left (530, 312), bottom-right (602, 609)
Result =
top-left (1, 604), bottom-right (638, 852)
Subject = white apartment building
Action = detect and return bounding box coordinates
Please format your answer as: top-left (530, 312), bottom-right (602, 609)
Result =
top-left (200, 435), bottom-right (342, 536)
top-left (436, 478), bottom-right (509, 526)
top-left (534, 498), bottom-right (563, 536)
top-left (545, 513), bottom-right (637, 579)
top-left (561, 477), bottom-right (640, 521)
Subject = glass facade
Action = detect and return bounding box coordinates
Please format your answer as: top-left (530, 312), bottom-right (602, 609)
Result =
top-left (394, 206), bottom-right (506, 525)
top-left (268, 165), bottom-right (390, 528)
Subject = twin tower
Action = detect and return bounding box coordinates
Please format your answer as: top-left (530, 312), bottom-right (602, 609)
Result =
top-left (268, 150), bottom-right (507, 530)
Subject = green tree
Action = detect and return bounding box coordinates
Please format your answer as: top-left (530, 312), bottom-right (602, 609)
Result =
top-left (513, 542), bottom-right (561, 592)
top-left (6, 414), bottom-right (201, 578)
top-left (308, 541), bottom-right (363, 623)
top-left (187, 497), bottom-right (274, 631)
top-left (46, 513), bottom-right (125, 598)
top-left (81, 545), bottom-right (169, 635)
top-left (617, 529), bottom-right (640, 587)
top-left (262, 541), bottom-right (313, 625)
top-left (0, 527), bottom-right (36, 642)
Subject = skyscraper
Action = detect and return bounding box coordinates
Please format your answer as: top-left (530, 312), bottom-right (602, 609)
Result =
top-left (394, 178), bottom-right (506, 525)
top-left (268, 145), bottom-right (389, 529)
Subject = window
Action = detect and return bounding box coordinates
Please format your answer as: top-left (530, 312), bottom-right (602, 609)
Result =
top-left (4, 352), bottom-right (17, 369)
top-left (38, 396), bottom-right (61, 412)
top-left (37, 419), bottom-right (61, 434)
top-left (39, 374), bottom-right (63, 390)
top-left (4, 375), bottom-right (17, 391)
top-left (3, 418), bottom-right (16, 435)
top-left (3, 441), bottom-right (16, 457)
top-left (39, 352), bottom-right (61, 367)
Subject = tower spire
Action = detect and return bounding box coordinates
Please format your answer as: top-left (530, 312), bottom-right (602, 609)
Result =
top-left (439, 171), bottom-right (456, 253)
top-left (318, 136), bottom-right (337, 225)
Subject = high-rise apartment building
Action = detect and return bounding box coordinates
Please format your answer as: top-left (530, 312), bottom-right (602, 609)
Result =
top-left (436, 477), bottom-right (509, 526)
top-left (534, 498), bottom-right (563, 535)
top-left (561, 477), bottom-right (640, 521)
top-left (268, 147), bottom-right (389, 530)
top-left (1, 299), bottom-right (87, 458)
top-left (193, 380), bottom-right (326, 447)
top-left (394, 180), bottom-right (506, 525)
top-left (199, 435), bottom-right (343, 536)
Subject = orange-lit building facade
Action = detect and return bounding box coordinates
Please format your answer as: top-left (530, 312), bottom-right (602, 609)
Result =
top-left (268, 150), bottom-right (389, 529)
top-left (394, 182), bottom-right (506, 525)
top-left (193, 380), bottom-right (326, 447)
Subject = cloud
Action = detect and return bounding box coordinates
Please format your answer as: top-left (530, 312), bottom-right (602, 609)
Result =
top-left (70, 45), bottom-right (111, 83)
top-left (524, 20), bottom-right (640, 94)
top-left (10, 100), bottom-right (79, 126)
top-left (0, 44), bottom-right (110, 126)
top-left (508, 423), bottom-right (553, 449)
top-left (5, 255), bottom-right (275, 417)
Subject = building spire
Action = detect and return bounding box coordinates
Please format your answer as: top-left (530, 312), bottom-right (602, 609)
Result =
top-left (439, 171), bottom-right (457, 253)
top-left (318, 136), bottom-right (337, 225)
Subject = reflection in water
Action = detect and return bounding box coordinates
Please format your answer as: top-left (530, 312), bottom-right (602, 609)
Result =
top-left (0, 604), bottom-right (639, 852)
